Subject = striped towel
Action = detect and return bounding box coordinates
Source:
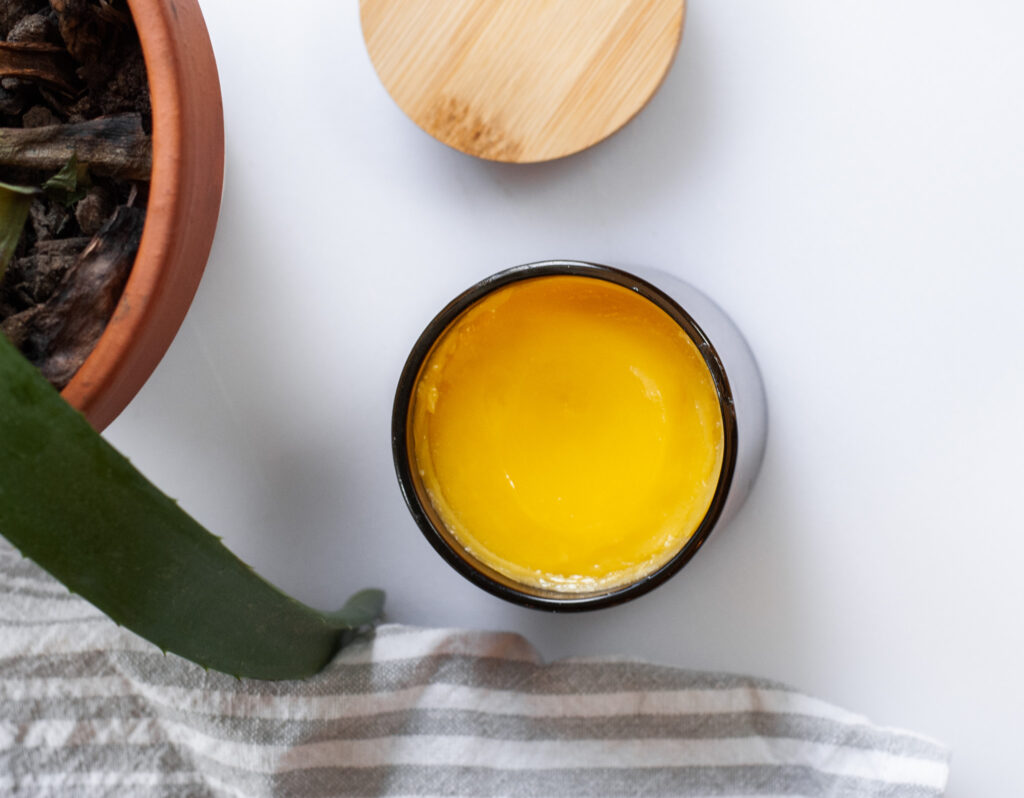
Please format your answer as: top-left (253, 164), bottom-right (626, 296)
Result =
top-left (0, 542), bottom-right (949, 797)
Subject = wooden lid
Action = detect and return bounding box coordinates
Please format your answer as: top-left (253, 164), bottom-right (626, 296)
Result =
top-left (360, 0), bottom-right (685, 163)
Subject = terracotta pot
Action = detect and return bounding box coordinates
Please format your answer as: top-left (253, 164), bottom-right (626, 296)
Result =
top-left (59, 0), bottom-right (224, 431)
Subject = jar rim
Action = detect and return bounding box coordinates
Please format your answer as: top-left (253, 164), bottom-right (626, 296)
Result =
top-left (391, 261), bottom-right (739, 611)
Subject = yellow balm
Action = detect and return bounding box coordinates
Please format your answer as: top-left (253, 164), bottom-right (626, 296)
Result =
top-left (410, 275), bottom-right (724, 592)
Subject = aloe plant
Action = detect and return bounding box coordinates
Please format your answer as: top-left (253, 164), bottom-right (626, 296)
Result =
top-left (0, 176), bottom-right (383, 680)
top-left (0, 333), bottom-right (383, 678)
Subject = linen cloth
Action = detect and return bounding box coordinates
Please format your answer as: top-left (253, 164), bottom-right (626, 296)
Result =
top-left (0, 542), bottom-right (949, 797)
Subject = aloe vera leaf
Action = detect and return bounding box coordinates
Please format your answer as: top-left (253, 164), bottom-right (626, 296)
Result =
top-left (0, 334), bottom-right (384, 680)
top-left (0, 180), bottom-right (38, 281)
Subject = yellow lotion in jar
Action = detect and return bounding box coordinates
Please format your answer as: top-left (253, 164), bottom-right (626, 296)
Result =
top-left (410, 275), bottom-right (724, 592)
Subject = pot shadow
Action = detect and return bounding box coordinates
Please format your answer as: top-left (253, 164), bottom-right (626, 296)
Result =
top-left (506, 437), bottom-right (825, 690)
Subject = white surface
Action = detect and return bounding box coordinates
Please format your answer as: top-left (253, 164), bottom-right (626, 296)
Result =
top-left (104, 2), bottom-right (1023, 794)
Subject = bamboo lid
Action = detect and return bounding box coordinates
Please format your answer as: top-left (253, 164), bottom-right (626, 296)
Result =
top-left (360, 0), bottom-right (685, 163)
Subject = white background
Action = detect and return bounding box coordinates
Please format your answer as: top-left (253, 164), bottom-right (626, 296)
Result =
top-left (105, 2), bottom-right (1024, 795)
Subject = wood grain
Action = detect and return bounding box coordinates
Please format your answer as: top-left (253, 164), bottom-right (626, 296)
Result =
top-left (360, 0), bottom-right (685, 163)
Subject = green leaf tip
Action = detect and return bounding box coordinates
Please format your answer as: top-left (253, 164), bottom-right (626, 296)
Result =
top-left (0, 334), bottom-right (384, 681)
top-left (330, 588), bottom-right (386, 629)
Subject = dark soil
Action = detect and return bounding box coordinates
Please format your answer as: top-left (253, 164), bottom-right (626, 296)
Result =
top-left (0, 0), bottom-right (151, 390)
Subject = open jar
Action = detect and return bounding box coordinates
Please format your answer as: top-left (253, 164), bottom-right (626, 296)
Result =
top-left (393, 261), bottom-right (766, 610)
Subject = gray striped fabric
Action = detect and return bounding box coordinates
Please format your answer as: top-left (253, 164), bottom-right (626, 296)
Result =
top-left (0, 542), bottom-right (949, 797)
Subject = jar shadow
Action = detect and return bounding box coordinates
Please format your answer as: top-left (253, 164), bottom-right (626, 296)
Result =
top-left (507, 443), bottom-right (820, 689)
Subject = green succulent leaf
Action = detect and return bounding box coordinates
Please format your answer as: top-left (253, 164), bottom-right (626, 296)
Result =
top-left (42, 154), bottom-right (90, 206)
top-left (0, 334), bottom-right (384, 680)
top-left (0, 180), bottom-right (39, 281)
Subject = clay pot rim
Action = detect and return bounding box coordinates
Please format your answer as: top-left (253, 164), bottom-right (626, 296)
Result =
top-left (59, 0), bottom-right (224, 431)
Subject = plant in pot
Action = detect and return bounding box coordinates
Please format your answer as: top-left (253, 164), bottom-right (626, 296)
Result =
top-left (1, 0), bottom-right (222, 429)
top-left (0, 0), bottom-right (382, 680)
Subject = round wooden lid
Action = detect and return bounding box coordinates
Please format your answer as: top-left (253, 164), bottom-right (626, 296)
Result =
top-left (360, 0), bottom-right (685, 163)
